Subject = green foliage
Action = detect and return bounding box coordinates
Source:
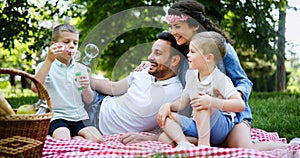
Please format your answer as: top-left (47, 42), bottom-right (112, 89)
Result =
top-left (287, 67), bottom-right (300, 92)
top-left (0, 0), bottom-right (83, 72)
top-left (97, 28), bottom-right (162, 80)
top-left (77, 1), bottom-right (174, 78)
top-left (200, 0), bottom-right (289, 92)
top-left (193, 0), bottom-right (288, 62)
top-left (77, 0), bottom-right (290, 91)
top-left (0, 81), bottom-right (9, 89)
top-left (0, 0), bottom-right (36, 49)
top-left (1, 88), bottom-right (38, 109)
top-left (0, 0), bottom-right (295, 91)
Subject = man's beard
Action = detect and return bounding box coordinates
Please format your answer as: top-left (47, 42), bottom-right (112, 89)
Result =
top-left (148, 64), bottom-right (174, 79)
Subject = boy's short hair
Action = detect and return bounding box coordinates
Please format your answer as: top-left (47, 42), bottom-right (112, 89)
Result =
top-left (52, 24), bottom-right (78, 42)
top-left (191, 31), bottom-right (227, 62)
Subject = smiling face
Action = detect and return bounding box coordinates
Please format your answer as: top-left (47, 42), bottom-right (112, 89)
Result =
top-left (53, 31), bottom-right (79, 65)
top-left (187, 41), bottom-right (209, 71)
top-left (147, 39), bottom-right (175, 81)
top-left (169, 21), bottom-right (198, 46)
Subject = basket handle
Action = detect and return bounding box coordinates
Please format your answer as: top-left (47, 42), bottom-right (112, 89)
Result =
top-left (0, 68), bottom-right (52, 112)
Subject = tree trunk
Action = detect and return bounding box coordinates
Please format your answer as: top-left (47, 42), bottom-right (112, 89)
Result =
top-left (275, 9), bottom-right (286, 91)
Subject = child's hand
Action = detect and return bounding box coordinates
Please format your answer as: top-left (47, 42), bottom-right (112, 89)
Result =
top-left (46, 43), bottom-right (65, 62)
top-left (190, 91), bottom-right (212, 111)
top-left (76, 76), bottom-right (91, 90)
top-left (156, 103), bottom-right (172, 128)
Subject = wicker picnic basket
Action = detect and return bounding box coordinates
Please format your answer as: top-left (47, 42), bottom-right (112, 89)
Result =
top-left (0, 68), bottom-right (53, 158)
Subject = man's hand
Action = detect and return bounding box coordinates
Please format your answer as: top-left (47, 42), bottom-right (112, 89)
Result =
top-left (121, 133), bottom-right (157, 145)
top-left (156, 103), bottom-right (172, 128)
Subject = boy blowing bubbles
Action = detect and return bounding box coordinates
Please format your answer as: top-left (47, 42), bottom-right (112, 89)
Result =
top-left (32, 24), bottom-right (103, 142)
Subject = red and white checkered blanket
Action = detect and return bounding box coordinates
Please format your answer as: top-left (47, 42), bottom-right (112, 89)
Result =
top-left (42, 128), bottom-right (300, 158)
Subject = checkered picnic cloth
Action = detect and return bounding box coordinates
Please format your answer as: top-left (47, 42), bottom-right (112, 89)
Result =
top-left (42, 128), bottom-right (300, 158)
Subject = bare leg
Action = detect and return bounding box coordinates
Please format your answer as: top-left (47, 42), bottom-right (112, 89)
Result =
top-left (78, 126), bottom-right (103, 143)
top-left (194, 110), bottom-right (210, 146)
top-left (223, 121), bottom-right (288, 151)
top-left (73, 135), bottom-right (85, 140)
top-left (158, 132), bottom-right (198, 146)
top-left (163, 117), bottom-right (189, 144)
top-left (52, 127), bottom-right (71, 140)
top-left (121, 133), bottom-right (159, 145)
top-left (253, 141), bottom-right (288, 150)
top-left (158, 132), bottom-right (176, 146)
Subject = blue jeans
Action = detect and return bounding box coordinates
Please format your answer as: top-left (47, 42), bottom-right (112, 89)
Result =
top-left (83, 91), bottom-right (106, 131)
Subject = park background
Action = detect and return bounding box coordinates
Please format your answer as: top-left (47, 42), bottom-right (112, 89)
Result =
top-left (0, 0), bottom-right (299, 141)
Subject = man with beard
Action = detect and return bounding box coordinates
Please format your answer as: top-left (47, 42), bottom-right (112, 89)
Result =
top-left (84, 32), bottom-right (188, 136)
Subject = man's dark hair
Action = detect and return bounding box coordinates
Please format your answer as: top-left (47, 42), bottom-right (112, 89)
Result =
top-left (156, 31), bottom-right (189, 57)
top-left (156, 31), bottom-right (188, 86)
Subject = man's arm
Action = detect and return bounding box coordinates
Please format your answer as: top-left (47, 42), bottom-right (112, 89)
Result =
top-left (90, 77), bottom-right (130, 96)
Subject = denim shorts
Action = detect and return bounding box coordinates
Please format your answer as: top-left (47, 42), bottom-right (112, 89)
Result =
top-left (178, 110), bottom-right (234, 146)
top-left (83, 91), bottom-right (107, 131)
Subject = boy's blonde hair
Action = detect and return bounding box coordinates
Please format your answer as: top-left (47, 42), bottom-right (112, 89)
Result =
top-left (191, 31), bottom-right (227, 62)
top-left (52, 24), bottom-right (78, 42)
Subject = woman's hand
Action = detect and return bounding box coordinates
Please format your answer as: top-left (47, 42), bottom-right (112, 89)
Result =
top-left (156, 103), bottom-right (172, 128)
top-left (190, 91), bottom-right (212, 111)
top-left (134, 61), bottom-right (150, 72)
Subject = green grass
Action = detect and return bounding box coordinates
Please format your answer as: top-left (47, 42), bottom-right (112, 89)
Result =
top-left (0, 81), bottom-right (299, 141)
top-left (0, 81), bottom-right (38, 108)
top-left (249, 92), bottom-right (300, 141)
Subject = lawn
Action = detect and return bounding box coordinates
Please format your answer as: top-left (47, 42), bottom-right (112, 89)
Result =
top-left (1, 81), bottom-right (299, 141)
top-left (249, 92), bottom-right (300, 141)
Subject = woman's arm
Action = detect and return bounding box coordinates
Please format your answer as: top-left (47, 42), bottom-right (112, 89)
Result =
top-left (222, 44), bottom-right (253, 101)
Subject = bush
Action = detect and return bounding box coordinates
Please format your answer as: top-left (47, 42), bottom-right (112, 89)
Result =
top-left (0, 81), bottom-right (10, 89)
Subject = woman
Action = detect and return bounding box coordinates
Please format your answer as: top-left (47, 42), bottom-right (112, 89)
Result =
top-left (164, 0), bottom-right (288, 150)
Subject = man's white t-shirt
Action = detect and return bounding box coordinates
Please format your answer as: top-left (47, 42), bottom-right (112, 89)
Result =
top-left (99, 68), bottom-right (183, 135)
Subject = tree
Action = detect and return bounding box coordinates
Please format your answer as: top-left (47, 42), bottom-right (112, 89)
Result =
top-left (0, 0), bottom-right (83, 72)
top-left (276, 4), bottom-right (287, 91)
top-left (0, 0), bottom-right (291, 91)
top-left (78, 0), bottom-right (289, 91)
top-left (77, 0), bottom-right (177, 79)
top-left (201, 0), bottom-right (288, 91)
